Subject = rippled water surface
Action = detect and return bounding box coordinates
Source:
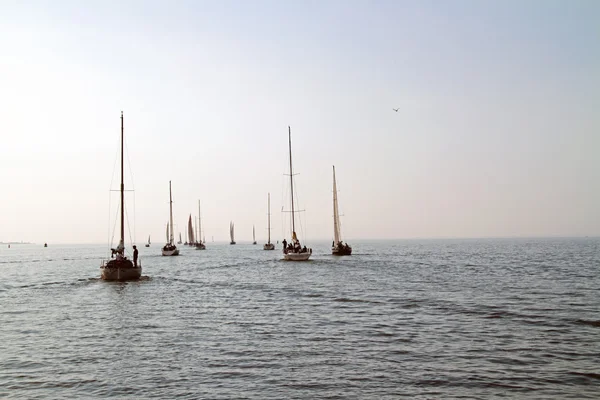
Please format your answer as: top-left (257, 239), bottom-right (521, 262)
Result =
top-left (1, 238), bottom-right (599, 399)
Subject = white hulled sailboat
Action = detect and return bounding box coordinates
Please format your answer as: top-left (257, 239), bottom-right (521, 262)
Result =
top-left (100, 112), bottom-right (142, 281)
top-left (331, 165), bottom-right (352, 255)
top-left (283, 126), bottom-right (311, 261)
top-left (263, 193), bottom-right (275, 250)
top-left (162, 181), bottom-right (179, 256)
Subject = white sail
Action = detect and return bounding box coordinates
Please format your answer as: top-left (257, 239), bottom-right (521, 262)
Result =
top-left (148, 235), bottom-right (151, 245)
top-left (188, 214), bottom-right (194, 244)
top-left (333, 165), bottom-right (341, 245)
top-left (165, 222), bottom-right (169, 243)
top-left (253, 225), bottom-right (255, 242)
top-left (230, 221), bottom-right (235, 242)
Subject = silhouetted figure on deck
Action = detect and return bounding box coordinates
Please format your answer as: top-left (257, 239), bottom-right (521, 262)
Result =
top-left (133, 245), bottom-right (138, 267)
top-left (282, 239), bottom-right (287, 250)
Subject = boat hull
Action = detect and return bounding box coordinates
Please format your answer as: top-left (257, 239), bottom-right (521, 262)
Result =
top-left (230, 241), bottom-right (236, 245)
top-left (332, 246), bottom-right (352, 256)
top-left (100, 259), bottom-right (142, 281)
top-left (161, 248), bottom-right (179, 256)
top-left (283, 251), bottom-right (312, 261)
top-left (263, 243), bottom-right (275, 250)
top-left (195, 243), bottom-right (206, 250)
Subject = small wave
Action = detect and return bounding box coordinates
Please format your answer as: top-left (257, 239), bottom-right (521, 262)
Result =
top-left (574, 319), bottom-right (600, 327)
top-left (373, 331), bottom-right (395, 337)
top-left (569, 372), bottom-right (600, 380)
top-left (333, 297), bottom-right (373, 303)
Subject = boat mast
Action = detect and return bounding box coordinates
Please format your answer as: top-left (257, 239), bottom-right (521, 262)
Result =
top-left (333, 165), bottom-right (340, 245)
top-left (267, 193), bottom-right (271, 244)
top-left (169, 181), bottom-right (174, 245)
top-left (198, 200), bottom-right (201, 244)
top-left (119, 111), bottom-right (125, 251)
top-left (288, 126), bottom-right (296, 237)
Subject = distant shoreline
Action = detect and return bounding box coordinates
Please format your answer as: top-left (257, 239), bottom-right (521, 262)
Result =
top-left (0, 242), bottom-right (34, 245)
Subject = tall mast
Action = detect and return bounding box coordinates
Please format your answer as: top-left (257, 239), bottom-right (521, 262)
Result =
top-left (288, 126), bottom-right (295, 235)
top-left (169, 181), bottom-right (174, 245)
top-left (333, 165), bottom-right (340, 244)
top-left (119, 111), bottom-right (125, 250)
top-left (267, 193), bottom-right (271, 244)
top-left (198, 200), bottom-right (201, 244)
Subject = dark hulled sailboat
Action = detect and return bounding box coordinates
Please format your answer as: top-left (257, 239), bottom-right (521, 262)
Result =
top-left (100, 112), bottom-right (142, 281)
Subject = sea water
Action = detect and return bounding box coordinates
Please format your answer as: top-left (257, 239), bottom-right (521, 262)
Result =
top-left (0, 238), bottom-right (598, 398)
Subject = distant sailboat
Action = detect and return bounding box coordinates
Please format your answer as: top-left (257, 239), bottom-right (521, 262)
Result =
top-left (187, 214), bottom-right (195, 246)
top-left (252, 225), bottom-right (257, 245)
top-left (229, 221), bottom-right (236, 245)
top-left (162, 181), bottom-right (179, 256)
top-left (331, 166), bottom-right (352, 255)
top-left (195, 200), bottom-right (206, 250)
top-left (264, 193), bottom-right (275, 250)
top-left (145, 235), bottom-right (150, 248)
top-left (100, 112), bottom-right (142, 280)
top-left (44, 243), bottom-right (48, 248)
top-left (282, 126), bottom-right (311, 261)
top-left (178, 232), bottom-right (183, 245)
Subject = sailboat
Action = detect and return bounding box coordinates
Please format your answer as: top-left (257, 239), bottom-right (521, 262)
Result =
top-left (162, 181), bottom-right (179, 256)
top-left (187, 214), bottom-right (195, 246)
top-left (178, 232), bottom-right (182, 245)
top-left (145, 235), bottom-right (150, 248)
top-left (229, 221), bottom-right (236, 245)
top-left (100, 111), bottom-right (142, 281)
top-left (331, 165), bottom-right (352, 255)
top-left (283, 126), bottom-right (311, 261)
top-left (264, 193), bottom-right (275, 250)
top-left (195, 200), bottom-right (206, 249)
top-left (252, 225), bottom-right (257, 245)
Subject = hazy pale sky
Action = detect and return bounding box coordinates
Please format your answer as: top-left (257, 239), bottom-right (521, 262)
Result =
top-left (0, 0), bottom-right (598, 244)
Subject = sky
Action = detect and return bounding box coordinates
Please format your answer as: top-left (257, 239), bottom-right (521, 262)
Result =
top-left (0, 0), bottom-right (598, 244)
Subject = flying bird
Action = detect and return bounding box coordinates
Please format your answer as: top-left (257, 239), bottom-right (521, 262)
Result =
top-left (393, 108), bottom-right (399, 112)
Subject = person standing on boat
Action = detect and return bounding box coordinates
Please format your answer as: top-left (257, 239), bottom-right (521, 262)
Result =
top-left (133, 245), bottom-right (139, 267)
top-left (282, 239), bottom-right (287, 250)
